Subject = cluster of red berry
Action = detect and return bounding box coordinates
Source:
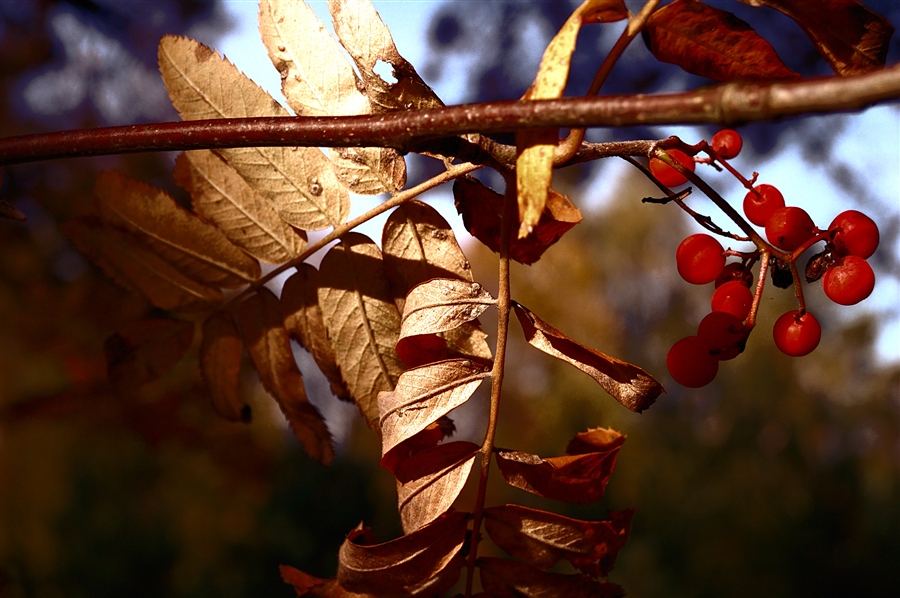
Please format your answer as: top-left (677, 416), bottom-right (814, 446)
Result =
top-left (649, 129), bottom-right (881, 388)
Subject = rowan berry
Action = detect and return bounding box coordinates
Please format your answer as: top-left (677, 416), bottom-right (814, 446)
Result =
top-left (711, 129), bottom-right (743, 159)
top-left (676, 234), bottom-right (725, 285)
top-left (765, 206), bottom-right (816, 251)
top-left (649, 149), bottom-right (695, 187)
top-left (666, 336), bottom-right (719, 387)
top-left (822, 255), bottom-right (875, 306)
top-left (743, 184), bottom-right (785, 227)
top-left (698, 311), bottom-right (746, 356)
top-left (829, 210), bottom-right (879, 259)
top-left (711, 280), bottom-right (754, 320)
top-left (773, 310), bottom-right (821, 357)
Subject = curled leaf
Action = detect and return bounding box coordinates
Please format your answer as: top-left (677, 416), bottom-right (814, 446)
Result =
top-left (483, 505), bottom-right (633, 577)
top-left (478, 557), bottom-right (625, 598)
top-left (643, 0), bottom-right (799, 81)
top-left (105, 318), bottom-right (194, 390)
top-left (235, 288), bottom-right (333, 465)
top-left (400, 278), bottom-right (494, 341)
top-left (494, 427), bottom-right (626, 504)
top-left (200, 310), bottom-right (250, 423)
top-left (513, 302), bottom-right (663, 412)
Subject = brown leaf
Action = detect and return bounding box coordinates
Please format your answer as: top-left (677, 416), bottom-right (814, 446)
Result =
top-left (454, 176), bottom-right (583, 265)
top-left (643, 0), bottom-right (800, 82)
top-left (200, 310), bottom-right (250, 423)
top-left (483, 505), bottom-right (634, 577)
top-left (379, 358), bottom-right (490, 458)
top-left (513, 302), bottom-right (663, 412)
top-left (104, 318), bottom-right (194, 390)
top-left (379, 418), bottom-right (456, 476)
top-left (281, 264), bottom-right (351, 402)
top-left (329, 0), bottom-right (443, 113)
top-left (173, 151), bottom-right (306, 264)
top-left (61, 217), bottom-right (222, 312)
top-left (235, 288), bottom-right (334, 465)
top-left (158, 35), bottom-right (349, 230)
top-left (337, 510), bottom-right (468, 595)
top-left (494, 427), bottom-right (626, 504)
top-left (317, 233), bottom-right (405, 428)
top-left (93, 171), bottom-right (260, 287)
top-left (738, 0), bottom-right (895, 75)
top-left (279, 565), bottom-right (367, 598)
top-left (478, 557), bottom-right (625, 598)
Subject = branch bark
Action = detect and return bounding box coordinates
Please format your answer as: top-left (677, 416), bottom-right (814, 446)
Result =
top-left (1, 65), bottom-right (898, 166)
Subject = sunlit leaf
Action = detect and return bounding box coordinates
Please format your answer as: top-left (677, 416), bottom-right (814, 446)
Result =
top-left (318, 233), bottom-right (405, 428)
top-left (379, 358), bottom-right (490, 457)
top-left (337, 510), bottom-right (468, 595)
top-left (399, 279), bottom-right (494, 353)
top-left (643, 0), bottom-right (800, 81)
top-left (483, 505), bottom-right (633, 577)
top-left (738, 0), bottom-right (894, 75)
top-left (329, 0), bottom-right (443, 113)
top-left (104, 318), bottom-right (194, 390)
top-left (281, 264), bottom-right (351, 402)
top-left (158, 35), bottom-right (349, 230)
top-left (174, 151), bottom-right (306, 264)
top-left (478, 557), bottom-right (625, 598)
top-left (454, 176), bottom-right (583, 265)
top-left (513, 302), bottom-right (663, 412)
top-left (200, 310), bottom-right (250, 423)
top-left (61, 217), bottom-right (222, 312)
top-left (235, 288), bottom-right (333, 465)
top-left (494, 427), bottom-right (626, 504)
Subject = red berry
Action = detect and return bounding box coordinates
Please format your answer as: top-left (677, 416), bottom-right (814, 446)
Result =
top-left (773, 310), bottom-right (821, 357)
top-left (715, 262), bottom-right (753, 288)
top-left (711, 280), bottom-right (754, 321)
top-left (743, 184), bottom-right (785, 227)
top-left (649, 149), bottom-right (696, 187)
top-left (698, 311), bottom-right (746, 356)
top-left (711, 129), bottom-right (743, 159)
top-left (765, 206), bottom-right (816, 251)
top-left (822, 255), bottom-right (875, 305)
top-left (676, 234), bottom-right (725, 285)
top-left (666, 336), bottom-right (719, 387)
top-left (829, 210), bottom-right (879, 259)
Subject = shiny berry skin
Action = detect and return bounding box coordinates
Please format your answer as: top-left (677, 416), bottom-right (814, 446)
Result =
top-left (765, 206), bottom-right (816, 251)
top-left (676, 234), bottom-right (725, 285)
top-left (829, 210), bottom-right (879, 259)
top-left (649, 149), bottom-right (696, 187)
top-left (698, 311), bottom-right (746, 354)
top-left (711, 280), bottom-right (754, 320)
top-left (743, 184), bottom-right (785, 227)
top-left (711, 129), bottom-right (743, 159)
top-left (773, 310), bottom-right (821, 357)
top-left (667, 336), bottom-right (718, 387)
top-left (822, 255), bottom-right (875, 305)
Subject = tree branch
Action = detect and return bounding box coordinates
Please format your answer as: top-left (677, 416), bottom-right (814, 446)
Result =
top-left (1, 65), bottom-right (898, 166)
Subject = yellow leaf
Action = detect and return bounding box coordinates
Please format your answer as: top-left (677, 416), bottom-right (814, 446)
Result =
top-left (94, 171), bottom-right (260, 287)
top-left (158, 35), bottom-right (349, 230)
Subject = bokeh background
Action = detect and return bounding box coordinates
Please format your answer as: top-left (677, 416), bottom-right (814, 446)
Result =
top-left (1, 1), bottom-right (898, 597)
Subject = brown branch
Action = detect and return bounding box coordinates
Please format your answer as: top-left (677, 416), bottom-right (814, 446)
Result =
top-left (1, 65), bottom-right (898, 166)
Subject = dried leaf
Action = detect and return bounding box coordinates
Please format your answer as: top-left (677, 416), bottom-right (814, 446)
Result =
top-left (380, 418), bottom-right (456, 476)
top-left (478, 557), bottom-right (625, 598)
top-left (61, 217), bottom-right (222, 312)
top-left (104, 318), bottom-right (194, 390)
top-left (517, 0), bottom-right (624, 237)
top-left (400, 279), bottom-right (494, 344)
top-left (158, 35), bottom-right (349, 230)
top-left (513, 302), bottom-right (663, 412)
top-left (235, 288), bottom-right (333, 465)
top-left (494, 427), bottom-right (626, 504)
top-left (200, 310), bottom-right (250, 423)
top-left (337, 510), bottom-right (467, 595)
top-left (317, 233), bottom-right (405, 428)
top-left (327, 146), bottom-right (407, 195)
top-left (379, 358), bottom-right (490, 458)
top-left (396, 441), bottom-right (479, 533)
top-left (281, 264), bottom-right (351, 402)
top-left (643, 0), bottom-right (800, 82)
top-left (174, 151), bottom-right (306, 264)
top-left (738, 0), bottom-right (894, 75)
top-left (94, 171), bottom-right (260, 287)
top-left (454, 176), bottom-right (583, 265)
top-left (329, 0), bottom-right (443, 113)
top-left (483, 505), bottom-right (633, 577)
